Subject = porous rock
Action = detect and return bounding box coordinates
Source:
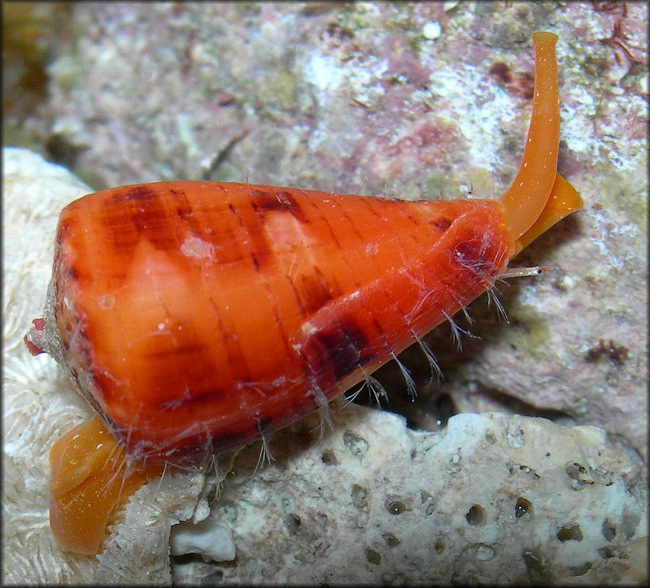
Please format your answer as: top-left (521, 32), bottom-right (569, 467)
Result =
top-left (173, 405), bottom-right (648, 585)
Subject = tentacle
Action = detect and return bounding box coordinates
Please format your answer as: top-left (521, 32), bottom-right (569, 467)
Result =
top-left (500, 32), bottom-right (560, 240)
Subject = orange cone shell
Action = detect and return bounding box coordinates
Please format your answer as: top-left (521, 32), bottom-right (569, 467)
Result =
top-left (51, 181), bottom-right (513, 462)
